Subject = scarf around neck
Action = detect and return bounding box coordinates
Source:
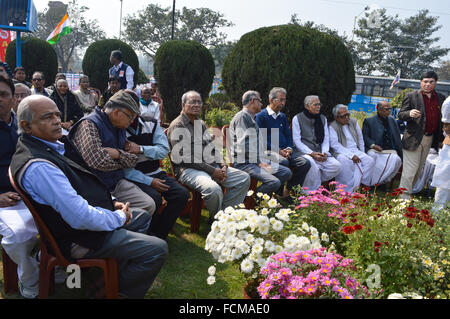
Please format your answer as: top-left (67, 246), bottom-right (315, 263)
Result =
top-left (140, 98), bottom-right (152, 106)
top-left (303, 108), bottom-right (324, 145)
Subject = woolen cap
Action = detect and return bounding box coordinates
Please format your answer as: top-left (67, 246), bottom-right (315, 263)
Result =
top-left (109, 90), bottom-right (141, 115)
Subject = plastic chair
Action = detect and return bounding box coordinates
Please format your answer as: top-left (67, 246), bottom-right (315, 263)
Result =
top-left (1, 247), bottom-right (18, 294)
top-left (8, 167), bottom-right (119, 299)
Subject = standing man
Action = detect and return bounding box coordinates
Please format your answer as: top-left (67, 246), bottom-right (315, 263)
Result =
top-left (167, 91), bottom-right (250, 225)
top-left (255, 87), bottom-right (310, 195)
top-left (398, 71), bottom-right (447, 199)
top-left (329, 104), bottom-right (374, 192)
top-left (109, 50), bottom-right (134, 90)
top-left (362, 101), bottom-right (403, 190)
top-left (292, 95), bottom-right (341, 191)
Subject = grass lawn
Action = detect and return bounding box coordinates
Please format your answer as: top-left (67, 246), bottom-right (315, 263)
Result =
top-left (0, 209), bottom-right (246, 299)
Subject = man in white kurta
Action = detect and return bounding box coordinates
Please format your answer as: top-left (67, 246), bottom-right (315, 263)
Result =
top-left (329, 105), bottom-right (374, 193)
top-left (292, 96), bottom-right (341, 191)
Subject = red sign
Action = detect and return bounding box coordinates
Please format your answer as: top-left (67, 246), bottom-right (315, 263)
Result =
top-left (0, 29), bottom-right (11, 62)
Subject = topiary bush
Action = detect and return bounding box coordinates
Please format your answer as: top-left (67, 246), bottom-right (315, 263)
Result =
top-left (222, 24), bottom-right (355, 120)
top-left (154, 40), bottom-right (215, 123)
top-left (136, 68), bottom-right (149, 85)
top-left (5, 37), bottom-right (58, 87)
top-left (390, 88), bottom-right (413, 109)
top-left (82, 39), bottom-right (139, 91)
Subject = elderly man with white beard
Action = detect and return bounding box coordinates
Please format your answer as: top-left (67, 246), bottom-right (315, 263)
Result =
top-left (329, 104), bottom-right (375, 192)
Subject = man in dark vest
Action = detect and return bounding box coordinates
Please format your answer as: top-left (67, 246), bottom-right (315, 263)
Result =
top-left (292, 95), bottom-right (341, 192)
top-left (69, 90), bottom-right (156, 215)
top-left (398, 71), bottom-right (447, 199)
top-left (12, 95), bottom-right (168, 298)
top-left (109, 50), bottom-right (134, 90)
top-left (123, 114), bottom-right (189, 240)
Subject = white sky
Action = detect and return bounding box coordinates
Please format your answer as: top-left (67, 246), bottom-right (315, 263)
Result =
top-left (32, 0), bottom-right (450, 61)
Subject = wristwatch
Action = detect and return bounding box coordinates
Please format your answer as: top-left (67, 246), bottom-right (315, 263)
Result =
top-left (139, 146), bottom-right (144, 154)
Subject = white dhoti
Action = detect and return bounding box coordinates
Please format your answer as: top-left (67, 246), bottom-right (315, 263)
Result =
top-left (0, 201), bottom-right (39, 295)
top-left (431, 144), bottom-right (450, 211)
top-left (335, 151), bottom-right (375, 192)
top-left (302, 155), bottom-right (342, 191)
top-left (367, 150), bottom-right (402, 186)
top-left (412, 150), bottom-right (439, 194)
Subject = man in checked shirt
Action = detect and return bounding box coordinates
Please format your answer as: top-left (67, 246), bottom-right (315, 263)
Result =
top-left (68, 90), bottom-right (156, 215)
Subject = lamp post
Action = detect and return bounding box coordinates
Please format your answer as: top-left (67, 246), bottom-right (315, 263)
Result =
top-left (119, 0), bottom-right (123, 40)
top-left (171, 0), bottom-right (176, 40)
top-left (352, 6), bottom-right (370, 41)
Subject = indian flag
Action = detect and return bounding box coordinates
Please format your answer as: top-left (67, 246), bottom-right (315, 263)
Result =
top-left (47, 13), bottom-right (72, 45)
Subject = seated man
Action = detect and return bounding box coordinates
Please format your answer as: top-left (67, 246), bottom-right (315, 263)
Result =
top-left (98, 76), bottom-right (121, 109)
top-left (0, 76), bottom-right (39, 299)
top-left (230, 90), bottom-right (292, 196)
top-left (14, 83), bottom-right (32, 114)
top-left (329, 104), bottom-right (375, 192)
top-left (12, 95), bottom-right (168, 298)
top-left (292, 95), bottom-right (342, 191)
top-left (12, 67), bottom-right (32, 88)
top-left (139, 85), bottom-right (161, 125)
top-left (256, 87), bottom-right (311, 195)
top-left (362, 101), bottom-right (402, 189)
top-left (167, 90), bottom-right (250, 224)
top-left (31, 72), bottom-right (52, 97)
top-left (123, 102), bottom-right (189, 240)
top-left (68, 90), bottom-right (156, 215)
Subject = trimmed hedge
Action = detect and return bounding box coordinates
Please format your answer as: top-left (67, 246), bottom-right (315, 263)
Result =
top-left (154, 40), bottom-right (215, 123)
top-left (5, 37), bottom-right (58, 87)
top-left (82, 39), bottom-right (139, 91)
top-left (221, 24), bottom-right (355, 120)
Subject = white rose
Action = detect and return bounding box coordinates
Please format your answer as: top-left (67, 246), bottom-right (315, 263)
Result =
top-left (301, 222), bottom-right (309, 232)
top-left (272, 220), bottom-right (284, 232)
top-left (207, 276), bottom-right (216, 285)
top-left (241, 258), bottom-right (254, 274)
top-left (208, 265), bottom-right (216, 276)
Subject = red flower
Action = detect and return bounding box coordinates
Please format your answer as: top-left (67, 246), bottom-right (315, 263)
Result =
top-left (407, 223), bottom-right (412, 228)
top-left (374, 248), bottom-right (380, 253)
top-left (404, 212), bottom-right (416, 219)
top-left (420, 209), bottom-right (430, 216)
top-left (374, 241), bottom-right (383, 248)
top-left (340, 198), bottom-right (351, 205)
top-left (406, 207), bottom-right (418, 213)
top-left (342, 226), bottom-right (356, 234)
top-left (384, 242), bottom-right (389, 246)
top-left (354, 224), bottom-right (363, 230)
top-left (372, 208), bottom-right (378, 212)
top-left (351, 218), bottom-right (358, 223)
top-left (376, 214), bottom-right (382, 218)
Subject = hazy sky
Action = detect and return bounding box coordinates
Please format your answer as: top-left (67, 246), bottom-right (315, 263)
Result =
top-left (33, 0), bottom-right (450, 60)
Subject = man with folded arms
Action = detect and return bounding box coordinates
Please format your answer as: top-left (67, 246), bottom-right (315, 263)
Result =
top-left (11, 95), bottom-right (168, 298)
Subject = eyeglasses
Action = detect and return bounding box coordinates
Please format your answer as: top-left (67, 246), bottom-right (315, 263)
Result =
top-left (119, 109), bottom-right (137, 122)
top-left (253, 98), bottom-right (263, 103)
top-left (32, 78), bottom-right (43, 82)
top-left (337, 113), bottom-right (350, 118)
top-left (312, 103), bottom-right (322, 107)
top-left (186, 100), bottom-right (203, 106)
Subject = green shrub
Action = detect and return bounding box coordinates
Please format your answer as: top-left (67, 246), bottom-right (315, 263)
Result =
top-left (390, 88), bottom-right (413, 109)
top-left (5, 37), bottom-right (58, 87)
top-left (205, 107), bottom-right (238, 127)
top-left (82, 39), bottom-right (139, 91)
top-left (222, 24), bottom-right (355, 121)
top-left (154, 40), bottom-right (215, 123)
top-left (136, 68), bottom-right (149, 85)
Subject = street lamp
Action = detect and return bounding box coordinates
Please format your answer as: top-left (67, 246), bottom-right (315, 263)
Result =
top-left (352, 5), bottom-right (370, 41)
top-left (119, 0), bottom-right (123, 40)
top-left (171, 0), bottom-right (176, 40)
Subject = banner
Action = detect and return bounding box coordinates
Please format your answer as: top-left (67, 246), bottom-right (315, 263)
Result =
top-left (0, 29), bottom-right (11, 62)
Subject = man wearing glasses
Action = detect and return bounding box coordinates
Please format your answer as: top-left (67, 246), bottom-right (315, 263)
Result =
top-left (362, 101), bottom-right (403, 191)
top-left (167, 91), bottom-right (250, 225)
top-left (329, 104), bottom-right (375, 193)
top-left (30, 72), bottom-right (52, 97)
top-left (68, 90), bottom-right (156, 216)
top-left (292, 95), bottom-right (341, 192)
top-left (13, 83), bottom-right (32, 114)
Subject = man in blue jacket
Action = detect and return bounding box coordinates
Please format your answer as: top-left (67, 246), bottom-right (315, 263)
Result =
top-left (255, 87), bottom-right (310, 196)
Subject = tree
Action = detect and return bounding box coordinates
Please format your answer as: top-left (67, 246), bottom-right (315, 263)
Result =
top-left (154, 40), bottom-right (215, 122)
top-left (221, 25), bottom-right (355, 121)
top-left (5, 37), bottom-right (58, 86)
top-left (33, 0), bottom-right (106, 72)
top-left (354, 9), bottom-right (449, 78)
top-left (82, 39), bottom-right (139, 91)
top-left (209, 41), bottom-right (236, 75)
top-left (124, 4), bottom-right (233, 59)
top-left (436, 60), bottom-right (450, 82)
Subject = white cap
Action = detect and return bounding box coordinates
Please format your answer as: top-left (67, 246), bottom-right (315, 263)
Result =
top-left (442, 96), bottom-right (450, 123)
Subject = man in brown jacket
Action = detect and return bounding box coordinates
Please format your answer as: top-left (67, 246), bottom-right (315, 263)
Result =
top-left (398, 71), bottom-right (447, 199)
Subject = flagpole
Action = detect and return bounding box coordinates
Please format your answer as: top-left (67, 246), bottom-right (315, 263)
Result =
top-left (171, 0), bottom-right (176, 40)
top-left (119, 0), bottom-right (123, 40)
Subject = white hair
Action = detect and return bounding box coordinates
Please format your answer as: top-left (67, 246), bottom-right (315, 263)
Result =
top-left (332, 104), bottom-right (348, 118)
top-left (182, 90), bottom-right (201, 104)
top-left (269, 87), bottom-right (287, 101)
top-left (16, 96), bottom-right (39, 134)
top-left (242, 90), bottom-right (260, 107)
top-left (14, 83), bottom-right (32, 95)
top-left (304, 95), bottom-right (319, 107)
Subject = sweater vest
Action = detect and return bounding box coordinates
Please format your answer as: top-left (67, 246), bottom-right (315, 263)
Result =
top-left (10, 134), bottom-right (114, 261)
top-left (69, 108), bottom-right (126, 191)
top-left (109, 63), bottom-right (129, 89)
top-left (294, 112), bottom-right (326, 153)
top-left (126, 119), bottom-right (160, 174)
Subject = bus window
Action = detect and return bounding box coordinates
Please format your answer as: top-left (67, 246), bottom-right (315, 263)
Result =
top-left (355, 84), bottom-right (363, 94)
top-left (363, 85), bottom-right (372, 96)
top-left (373, 85), bottom-right (382, 96)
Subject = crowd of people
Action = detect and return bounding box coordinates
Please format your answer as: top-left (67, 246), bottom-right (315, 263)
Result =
top-left (0, 50), bottom-right (449, 299)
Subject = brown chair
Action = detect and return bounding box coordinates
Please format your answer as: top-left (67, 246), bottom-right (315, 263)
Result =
top-left (164, 129), bottom-right (203, 233)
top-left (8, 167), bottom-right (119, 299)
top-left (222, 124), bottom-right (257, 209)
top-left (1, 247), bottom-right (18, 294)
